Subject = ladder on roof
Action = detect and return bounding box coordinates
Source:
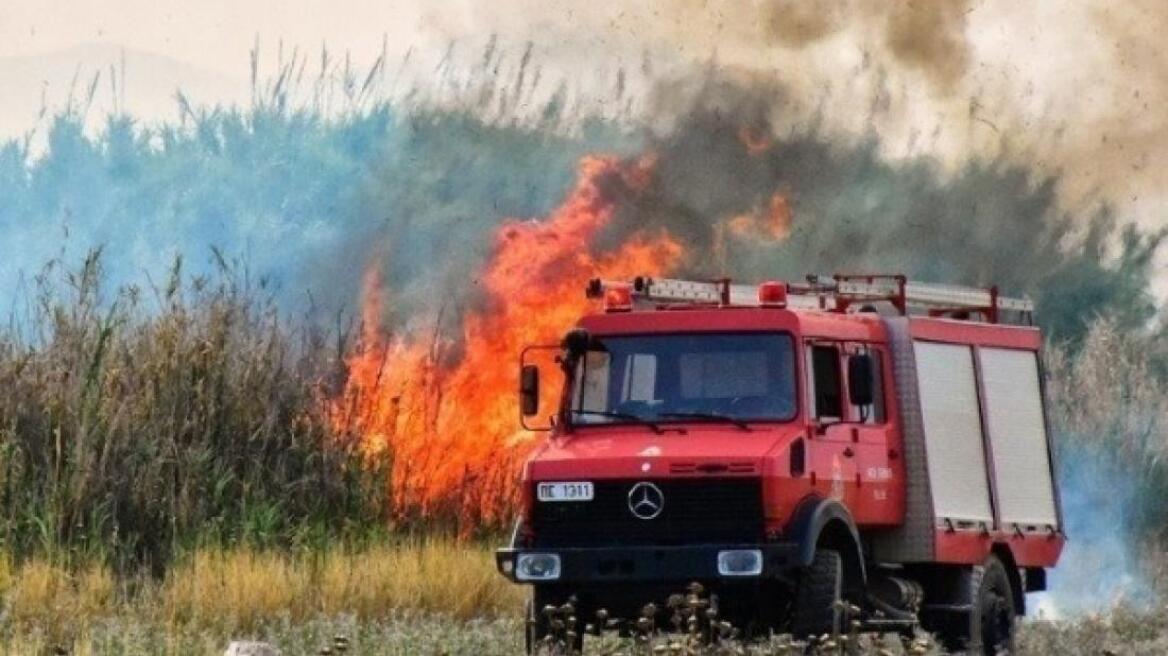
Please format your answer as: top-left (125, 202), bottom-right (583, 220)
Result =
top-left (586, 274), bottom-right (1034, 324)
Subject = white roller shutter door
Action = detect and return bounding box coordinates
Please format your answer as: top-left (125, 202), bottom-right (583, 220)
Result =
top-left (913, 341), bottom-right (994, 524)
top-left (978, 348), bottom-right (1060, 528)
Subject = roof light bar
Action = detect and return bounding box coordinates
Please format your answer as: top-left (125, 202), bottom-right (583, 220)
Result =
top-left (585, 275), bottom-right (1033, 324)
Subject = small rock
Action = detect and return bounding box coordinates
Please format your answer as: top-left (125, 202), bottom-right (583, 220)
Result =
top-left (224, 641), bottom-right (282, 656)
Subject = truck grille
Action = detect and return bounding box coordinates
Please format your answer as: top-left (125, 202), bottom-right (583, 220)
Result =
top-left (530, 478), bottom-right (763, 547)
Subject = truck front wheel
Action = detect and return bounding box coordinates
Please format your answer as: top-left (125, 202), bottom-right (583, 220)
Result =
top-left (791, 549), bottom-right (844, 638)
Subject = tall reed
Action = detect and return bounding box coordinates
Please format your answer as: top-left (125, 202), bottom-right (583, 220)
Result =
top-left (0, 251), bottom-right (386, 572)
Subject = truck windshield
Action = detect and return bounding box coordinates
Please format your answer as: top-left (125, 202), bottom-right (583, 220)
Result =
top-left (568, 333), bottom-right (797, 426)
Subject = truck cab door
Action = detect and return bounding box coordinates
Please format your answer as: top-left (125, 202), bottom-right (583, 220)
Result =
top-left (842, 343), bottom-right (900, 525)
top-left (804, 342), bottom-right (858, 503)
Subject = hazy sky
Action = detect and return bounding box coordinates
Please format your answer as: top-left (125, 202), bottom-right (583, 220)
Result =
top-left (0, 0), bottom-right (432, 74)
top-left (0, 1), bottom-right (664, 138)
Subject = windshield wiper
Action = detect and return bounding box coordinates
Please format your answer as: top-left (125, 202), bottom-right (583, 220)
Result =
top-left (569, 410), bottom-right (664, 434)
top-left (656, 412), bottom-right (752, 431)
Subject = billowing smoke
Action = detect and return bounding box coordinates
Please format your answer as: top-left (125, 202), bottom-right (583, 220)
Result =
top-left (761, 0), bottom-right (973, 91)
top-left (592, 74), bottom-right (1160, 344)
top-left (440, 0), bottom-right (1167, 223)
top-left (1039, 441), bottom-right (1153, 616)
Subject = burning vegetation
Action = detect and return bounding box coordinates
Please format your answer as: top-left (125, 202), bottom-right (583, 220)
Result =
top-left (330, 156), bottom-right (682, 524)
top-left (321, 75), bottom-right (1163, 534)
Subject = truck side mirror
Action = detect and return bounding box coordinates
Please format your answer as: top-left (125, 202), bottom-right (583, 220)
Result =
top-left (848, 354), bottom-right (874, 407)
top-left (520, 364), bottom-right (540, 416)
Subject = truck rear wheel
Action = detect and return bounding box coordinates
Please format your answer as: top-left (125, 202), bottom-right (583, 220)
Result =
top-left (938, 555), bottom-right (1016, 655)
top-left (791, 549), bottom-right (843, 639)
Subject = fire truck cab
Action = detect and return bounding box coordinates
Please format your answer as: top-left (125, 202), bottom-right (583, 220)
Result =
top-left (497, 275), bottom-right (1064, 654)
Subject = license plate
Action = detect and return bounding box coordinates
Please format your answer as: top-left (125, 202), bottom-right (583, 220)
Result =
top-left (537, 481), bottom-right (594, 502)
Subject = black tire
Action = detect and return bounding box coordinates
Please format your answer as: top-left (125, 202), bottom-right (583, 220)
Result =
top-left (939, 555), bottom-right (1017, 655)
top-left (792, 549), bottom-right (844, 639)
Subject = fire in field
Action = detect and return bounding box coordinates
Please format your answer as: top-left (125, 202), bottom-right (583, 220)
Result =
top-left (0, 1), bottom-right (1165, 654)
top-left (332, 156), bottom-right (683, 522)
top-left (330, 150), bottom-right (803, 524)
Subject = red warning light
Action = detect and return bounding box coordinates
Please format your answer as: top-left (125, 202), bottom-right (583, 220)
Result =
top-left (758, 281), bottom-right (788, 307)
top-left (604, 285), bottom-right (633, 312)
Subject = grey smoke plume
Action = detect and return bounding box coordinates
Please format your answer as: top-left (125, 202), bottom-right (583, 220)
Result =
top-left (442, 0), bottom-right (1167, 226)
top-left (1041, 440), bottom-right (1155, 615)
top-left (594, 75), bottom-right (1160, 345)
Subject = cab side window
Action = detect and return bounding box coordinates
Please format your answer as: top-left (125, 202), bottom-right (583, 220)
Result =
top-left (851, 349), bottom-right (887, 424)
top-left (808, 344), bottom-right (843, 421)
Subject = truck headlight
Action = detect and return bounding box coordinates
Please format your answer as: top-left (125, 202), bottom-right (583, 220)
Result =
top-left (516, 553), bottom-right (561, 581)
top-left (717, 549), bottom-right (763, 576)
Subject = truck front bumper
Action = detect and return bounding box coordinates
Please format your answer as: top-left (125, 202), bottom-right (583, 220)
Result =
top-left (496, 543), bottom-right (801, 584)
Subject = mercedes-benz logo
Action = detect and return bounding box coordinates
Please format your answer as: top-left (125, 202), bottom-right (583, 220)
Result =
top-left (627, 482), bottom-right (664, 520)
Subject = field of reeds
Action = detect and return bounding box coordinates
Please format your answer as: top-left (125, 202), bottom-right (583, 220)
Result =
top-left (0, 252), bottom-right (390, 574)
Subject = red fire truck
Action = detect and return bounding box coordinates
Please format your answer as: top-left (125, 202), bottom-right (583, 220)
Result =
top-left (497, 275), bottom-right (1064, 654)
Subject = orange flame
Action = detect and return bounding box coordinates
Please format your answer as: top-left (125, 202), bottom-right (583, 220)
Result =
top-left (726, 192), bottom-right (793, 242)
top-left (331, 156), bottom-right (683, 525)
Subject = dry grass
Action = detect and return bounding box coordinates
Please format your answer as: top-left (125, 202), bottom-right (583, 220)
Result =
top-left (1046, 318), bottom-right (1168, 453)
top-left (161, 540), bottom-right (520, 628)
top-left (0, 540), bottom-right (1164, 654)
top-left (1, 558), bottom-right (115, 628)
top-left (0, 541), bottom-right (522, 643)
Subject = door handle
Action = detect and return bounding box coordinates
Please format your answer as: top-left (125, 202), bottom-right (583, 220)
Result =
top-left (843, 447), bottom-right (855, 458)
